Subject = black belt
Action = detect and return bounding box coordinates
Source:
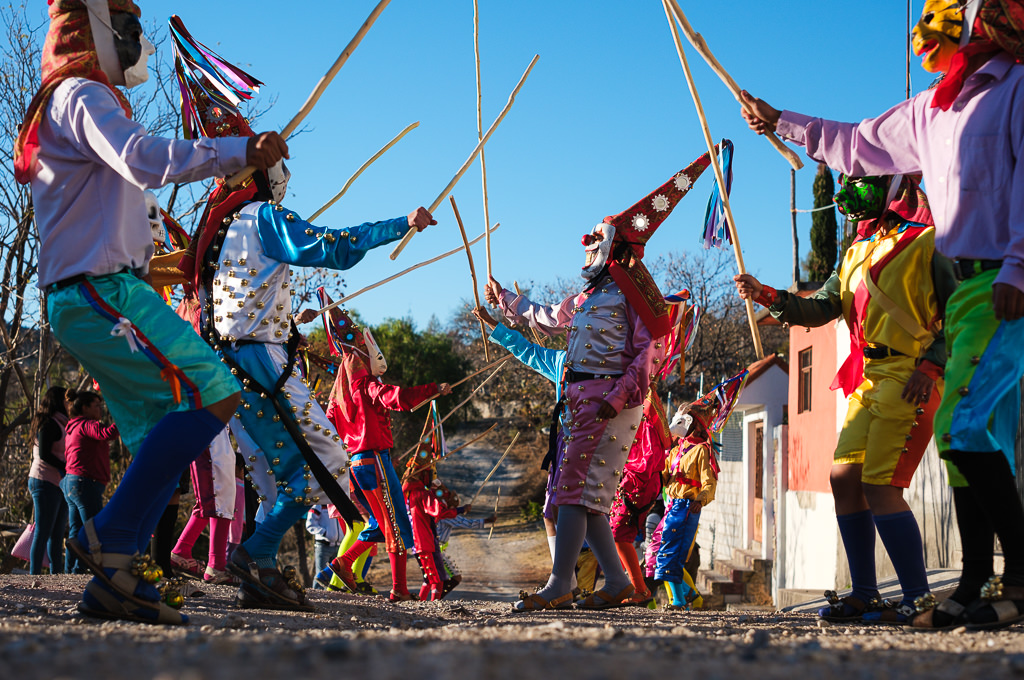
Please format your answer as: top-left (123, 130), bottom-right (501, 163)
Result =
top-left (565, 369), bottom-right (623, 384)
top-left (953, 258), bottom-right (1002, 281)
top-left (863, 345), bottom-right (904, 359)
top-left (47, 268), bottom-right (142, 293)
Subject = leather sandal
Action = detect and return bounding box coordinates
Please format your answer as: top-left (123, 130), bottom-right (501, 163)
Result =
top-left (624, 589), bottom-right (655, 608)
top-left (512, 589), bottom-right (574, 612)
top-left (577, 584), bottom-right (636, 610)
top-left (68, 520), bottom-right (187, 625)
top-left (862, 600), bottom-right (916, 625)
top-left (818, 590), bottom-right (877, 622)
top-left (966, 577), bottom-right (1024, 630)
top-left (910, 594), bottom-right (967, 631)
top-left (228, 547), bottom-right (314, 612)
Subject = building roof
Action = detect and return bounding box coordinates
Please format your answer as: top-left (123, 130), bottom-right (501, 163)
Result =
top-left (746, 352), bottom-right (789, 382)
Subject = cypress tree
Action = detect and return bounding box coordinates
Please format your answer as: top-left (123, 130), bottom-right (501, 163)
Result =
top-left (807, 163), bottom-right (838, 281)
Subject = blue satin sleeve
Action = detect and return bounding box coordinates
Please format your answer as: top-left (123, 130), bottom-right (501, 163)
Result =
top-left (488, 323), bottom-right (567, 400)
top-left (256, 204), bottom-right (409, 270)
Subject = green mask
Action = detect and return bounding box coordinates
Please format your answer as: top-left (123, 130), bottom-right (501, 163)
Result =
top-left (834, 175), bottom-right (889, 222)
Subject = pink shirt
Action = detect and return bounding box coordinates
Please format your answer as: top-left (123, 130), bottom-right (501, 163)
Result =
top-left (777, 53), bottom-right (1024, 292)
top-left (64, 417), bottom-right (119, 485)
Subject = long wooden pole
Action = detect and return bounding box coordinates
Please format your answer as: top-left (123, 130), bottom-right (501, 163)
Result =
top-left (311, 223), bottom-right (499, 317)
top-left (398, 360), bottom-right (510, 462)
top-left (468, 432), bottom-right (519, 507)
top-left (513, 281), bottom-right (544, 346)
top-left (389, 55), bottom-right (539, 260)
top-left (488, 487), bottom-right (500, 540)
top-left (410, 356), bottom-right (509, 412)
top-left (450, 195), bottom-right (490, 361)
top-left (309, 121), bottom-right (419, 222)
top-left (473, 0), bottom-right (493, 279)
top-left (663, 0), bottom-right (763, 359)
top-left (443, 424), bottom-right (497, 458)
top-left (404, 423), bottom-right (499, 473)
top-left (663, 0), bottom-right (802, 171)
top-left (226, 0), bottom-right (392, 188)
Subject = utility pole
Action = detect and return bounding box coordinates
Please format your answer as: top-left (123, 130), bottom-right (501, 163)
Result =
top-left (791, 168), bottom-right (799, 285)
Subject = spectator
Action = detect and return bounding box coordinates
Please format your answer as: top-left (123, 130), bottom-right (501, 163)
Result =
top-left (27, 386), bottom-right (70, 574)
top-left (61, 390), bottom-right (119, 573)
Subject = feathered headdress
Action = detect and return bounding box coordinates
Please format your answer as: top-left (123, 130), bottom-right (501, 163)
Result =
top-left (170, 15), bottom-right (264, 291)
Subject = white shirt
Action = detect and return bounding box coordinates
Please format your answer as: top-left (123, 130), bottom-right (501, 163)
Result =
top-left (32, 78), bottom-right (248, 287)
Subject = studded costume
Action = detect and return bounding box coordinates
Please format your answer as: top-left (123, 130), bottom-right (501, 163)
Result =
top-left (504, 152), bottom-right (713, 612)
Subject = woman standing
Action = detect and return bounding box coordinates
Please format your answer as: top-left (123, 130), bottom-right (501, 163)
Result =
top-left (27, 386), bottom-right (70, 574)
top-left (61, 390), bottom-right (119, 573)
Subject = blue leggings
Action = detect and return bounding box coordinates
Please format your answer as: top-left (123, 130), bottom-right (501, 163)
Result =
top-left (61, 474), bottom-right (106, 573)
top-left (654, 498), bottom-right (701, 583)
top-left (28, 478), bottom-right (67, 574)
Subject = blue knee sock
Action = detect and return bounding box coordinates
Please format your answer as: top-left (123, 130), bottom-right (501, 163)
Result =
top-left (665, 580), bottom-right (690, 606)
top-left (242, 498), bottom-right (307, 568)
top-left (85, 409), bottom-right (225, 556)
top-left (873, 510), bottom-right (929, 604)
top-left (836, 509), bottom-right (879, 601)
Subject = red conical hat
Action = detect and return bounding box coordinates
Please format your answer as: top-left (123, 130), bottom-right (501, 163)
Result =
top-left (604, 149), bottom-right (714, 255)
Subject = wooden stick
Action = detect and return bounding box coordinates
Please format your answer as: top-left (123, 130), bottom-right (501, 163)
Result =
top-left (488, 486), bottom-right (500, 540)
top-left (310, 223), bottom-right (500, 317)
top-left (663, 0), bottom-right (802, 171)
top-left (405, 423), bottom-right (499, 473)
top-left (389, 54), bottom-right (539, 260)
top-left (468, 432), bottom-right (519, 507)
top-left (442, 424), bottom-right (497, 459)
top-left (411, 356), bottom-right (509, 412)
top-left (398, 360), bottom-right (510, 462)
top-left (473, 0), bottom-right (493, 279)
top-left (663, 1), bottom-right (763, 359)
top-left (513, 281), bottom-right (544, 347)
top-left (226, 0), bottom-right (393, 188)
top-left (450, 196), bottom-right (490, 362)
top-left (309, 121), bottom-right (419, 222)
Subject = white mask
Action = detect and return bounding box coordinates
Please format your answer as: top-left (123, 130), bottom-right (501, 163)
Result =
top-left (581, 222), bottom-right (615, 280)
top-left (362, 328), bottom-right (388, 377)
top-left (144, 190), bottom-right (165, 243)
top-left (267, 160), bottom-right (291, 204)
top-left (85, 0), bottom-right (123, 86)
top-left (123, 34), bottom-right (155, 89)
top-left (669, 406), bottom-right (693, 438)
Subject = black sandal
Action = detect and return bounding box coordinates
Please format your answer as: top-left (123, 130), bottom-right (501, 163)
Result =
top-left (818, 590), bottom-right (877, 622)
top-left (909, 593), bottom-right (967, 631)
top-left (965, 577), bottom-right (1024, 630)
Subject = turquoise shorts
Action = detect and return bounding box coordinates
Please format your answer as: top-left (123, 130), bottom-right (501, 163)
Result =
top-left (47, 272), bottom-right (239, 453)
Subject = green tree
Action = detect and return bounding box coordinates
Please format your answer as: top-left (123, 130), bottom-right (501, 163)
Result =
top-left (807, 163), bottom-right (839, 281)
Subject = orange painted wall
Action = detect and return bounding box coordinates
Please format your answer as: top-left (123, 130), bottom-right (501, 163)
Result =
top-left (787, 323), bottom-right (839, 494)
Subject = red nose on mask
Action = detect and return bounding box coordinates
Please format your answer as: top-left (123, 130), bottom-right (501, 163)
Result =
top-left (581, 234), bottom-right (596, 246)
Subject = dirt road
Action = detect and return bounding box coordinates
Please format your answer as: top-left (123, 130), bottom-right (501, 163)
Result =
top-left (4, 425), bottom-right (1024, 679)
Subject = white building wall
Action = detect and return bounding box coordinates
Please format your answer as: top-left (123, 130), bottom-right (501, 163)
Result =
top-left (699, 459), bottom-right (744, 566)
top-left (782, 489), bottom-right (840, 591)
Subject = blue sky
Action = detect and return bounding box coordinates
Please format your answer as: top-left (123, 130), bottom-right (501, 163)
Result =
top-left (29, 1), bottom-right (935, 327)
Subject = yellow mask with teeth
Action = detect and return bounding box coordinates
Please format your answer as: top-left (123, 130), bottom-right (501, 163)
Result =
top-left (913, 0), bottom-right (965, 73)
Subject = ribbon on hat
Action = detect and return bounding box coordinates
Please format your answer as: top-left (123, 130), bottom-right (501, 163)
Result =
top-left (702, 140), bottom-right (734, 250)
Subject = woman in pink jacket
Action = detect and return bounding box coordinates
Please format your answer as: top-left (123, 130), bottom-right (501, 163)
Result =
top-left (60, 390), bottom-right (119, 573)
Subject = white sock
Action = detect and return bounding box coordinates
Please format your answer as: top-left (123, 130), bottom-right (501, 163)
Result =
top-left (547, 534), bottom-right (557, 563)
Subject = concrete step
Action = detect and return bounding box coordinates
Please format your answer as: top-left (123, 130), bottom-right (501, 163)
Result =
top-left (698, 568), bottom-right (744, 596)
top-left (732, 547), bottom-right (772, 574)
top-left (713, 559), bottom-right (756, 584)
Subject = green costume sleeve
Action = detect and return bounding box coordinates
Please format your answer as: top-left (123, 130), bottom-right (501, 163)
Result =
top-left (767, 271), bottom-right (843, 328)
top-left (921, 252), bottom-right (958, 368)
